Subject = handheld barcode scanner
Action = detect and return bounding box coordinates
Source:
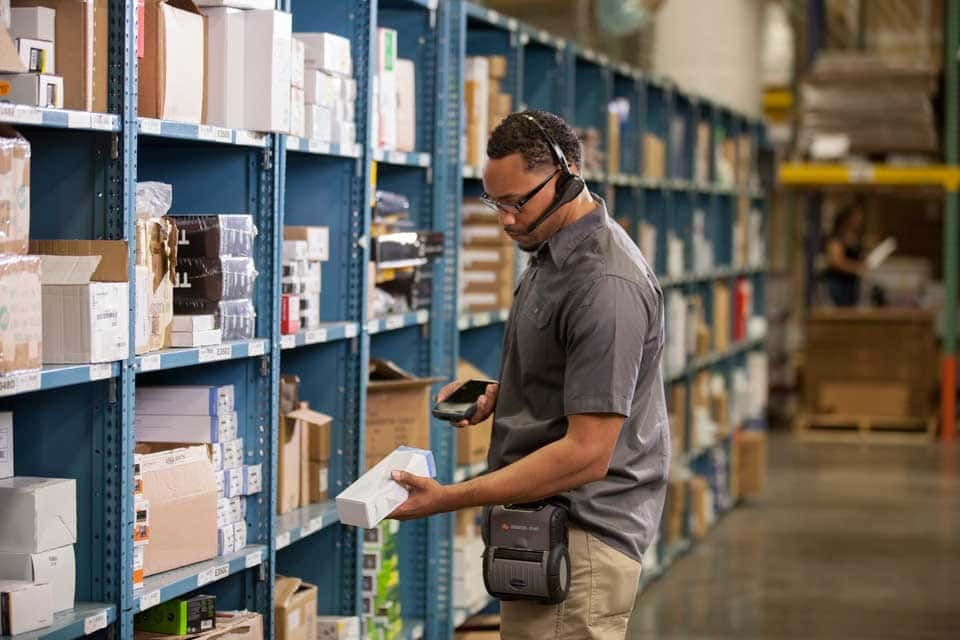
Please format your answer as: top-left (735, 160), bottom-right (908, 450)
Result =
top-left (481, 502), bottom-right (571, 604)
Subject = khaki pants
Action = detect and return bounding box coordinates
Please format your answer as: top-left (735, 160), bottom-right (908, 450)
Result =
top-left (500, 526), bottom-right (642, 640)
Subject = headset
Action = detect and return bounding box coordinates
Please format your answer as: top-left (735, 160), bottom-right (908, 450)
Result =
top-left (522, 114), bottom-right (586, 234)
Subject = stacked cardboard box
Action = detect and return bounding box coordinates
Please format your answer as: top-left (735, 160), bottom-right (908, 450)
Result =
top-left (455, 360), bottom-right (493, 466)
top-left (173, 215), bottom-right (258, 344)
top-left (295, 32), bottom-right (357, 145)
top-left (277, 375), bottom-right (333, 515)
top-left (365, 359), bottom-right (438, 472)
top-left (643, 133), bottom-right (665, 180)
top-left (731, 430), bottom-right (766, 499)
top-left (662, 474), bottom-right (686, 545)
top-left (0, 4), bottom-right (62, 108)
top-left (460, 198), bottom-right (514, 313)
top-left (464, 56), bottom-right (510, 168)
top-left (362, 521), bottom-right (402, 640)
top-left (275, 576), bottom-right (317, 640)
top-left (453, 507), bottom-right (486, 610)
top-left (281, 226), bottom-right (329, 334)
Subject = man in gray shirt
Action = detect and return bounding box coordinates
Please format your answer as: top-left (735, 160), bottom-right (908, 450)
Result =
top-left (391, 110), bottom-right (669, 640)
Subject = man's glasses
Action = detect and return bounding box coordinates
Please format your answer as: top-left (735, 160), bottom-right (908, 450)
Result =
top-left (480, 169), bottom-right (559, 214)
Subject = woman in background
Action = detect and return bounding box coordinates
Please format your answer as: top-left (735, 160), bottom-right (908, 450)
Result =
top-left (824, 204), bottom-right (866, 307)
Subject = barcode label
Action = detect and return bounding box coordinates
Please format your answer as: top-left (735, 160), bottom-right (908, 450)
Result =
top-left (84, 611), bottom-right (108, 634)
top-left (345, 324), bottom-right (358, 339)
top-left (385, 315), bottom-right (404, 331)
top-left (305, 329), bottom-right (327, 344)
top-left (140, 354), bottom-right (161, 372)
top-left (300, 520), bottom-right (318, 536)
top-left (417, 154), bottom-right (430, 167)
top-left (91, 113), bottom-right (116, 130)
top-left (367, 320), bottom-right (379, 334)
top-left (139, 118), bottom-right (162, 135)
top-left (248, 340), bottom-right (266, 356)
top-left (416, 310), bottom-right (429, 323)
top-left (388, 151), bottom-right (405, 164)
top-left (245, 551), bottom-right (262, 568)
top-left (139, 590), bottom-right (160, 611)
top-left (309, 140), bottom-right (331, 154)
top-left (199, 344), bottom-right (232, 362)
top-left (286, 136), bottom-right (299, 151)
top-left (89, 363), bottom-right (113, 381)
top-left (280, 334), bottom-right (296, 349)
top-left (67, 111), bottom-right (91, 129)
top-left (12, 105), bottom-right (42, 124)
top-left (276, 532), bottom-right (291, 548)
top-left (235, 130), bottom-right (264, 146)
top-left (0, 372), bottom-right (41, 397)
top-left (487, 9), bottom-right (497, 22)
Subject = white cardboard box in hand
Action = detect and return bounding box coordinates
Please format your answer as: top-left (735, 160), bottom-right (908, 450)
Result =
top-left (336, 447), bottom-right (435, 529)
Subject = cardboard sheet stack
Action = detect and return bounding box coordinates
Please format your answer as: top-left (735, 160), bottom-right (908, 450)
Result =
top-left (0, 4), bottom-right (61, 108)
top-left (281, 226), bottom-right (329, 335)
top-left (464, 55), bottom-right (510, 168)
top-left (459, 198), bottom-right (514, 313)
top-left (362, 521), bottom-right (403, 640)
top-left (0, 412), bottom-right (76, 633)
top-left (453, 507), bottom-right (486, 611)
top-left (277, 374), bottom-right (333, 515)
top-left (374, 27), bottom-right (416, 152)
top-left (294, 32), bottom-right (357, 146)
top-left (173, 215), bottom-right (258, 344)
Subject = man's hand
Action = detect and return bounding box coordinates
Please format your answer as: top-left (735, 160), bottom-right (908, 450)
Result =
top-left (436, 380), bottom-right (499, 428)
top-left (388, 471), bottom-right (450, 520)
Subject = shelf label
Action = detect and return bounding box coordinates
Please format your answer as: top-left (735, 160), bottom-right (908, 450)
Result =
top-left (385, 315), bottom-right (404, 331)
top-left (0, 372), bottom-right (40, 397)
top-left (197, 567), bottom-right (215, 586)
top-left (366, 319), bottom-right (379, 334)
top-left (309, 140), bottom-right (331, 155)
top-left (519, 32), bottom-right (530, 45)
top-left (345, 324), bottom-right (358, 339)
top-left (507, 18), bottom-right (518, 30)
top-left (140, 354), bottom-right (161, 372)
top-left (305, 328), bottom-right (327, 344)
top-left (280, 334), bottom-right (296, 349)
top-left (84, 610), bottom-right (109, 634)
top-left (12, 105), bottom-right (42, 124)
top-left (848, 164), bottom-right (875, 184)
top-left (345, 143), bottom-right (361, 157)
top-left (475, 312), bottom-right (492, 325)
top-left (387, 151), bottom-right (405, 165)
top-left (417, 154), bottom-right (430, 167)
top-left (245, 551), bottom-right (262, 568)
top-left (457, 317), bottom-right (468, 331)
top-left (285, 136), bottom-right (299, 151)
top-left (275, 531), bottom-right (291, 548)
top-left (199, 344), bottom-right (232, 363)
top-left (248, 340), bottom-right (266, 357)
top-left (139, 118), bottom-right (162, 135)
top-left (487, 9), bottom-right (498, 23)
top-left (89, 363), bottom-right (113, 381)
top-left (235, 130), bottom-right (264, 146)
top-left (416, 310), bottom-right (429, 324)
top-left (300, 519), bottom-right (317, 536)
top-left (67, 111), bottom-right (92, 129)
top-left (139, 590), bottom-right (161, 611)
top-left (91, 113), bottom-right (116, 131)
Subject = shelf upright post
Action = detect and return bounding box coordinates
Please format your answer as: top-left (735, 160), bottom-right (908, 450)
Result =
top-left (943, 0), bottom-right (958, 441)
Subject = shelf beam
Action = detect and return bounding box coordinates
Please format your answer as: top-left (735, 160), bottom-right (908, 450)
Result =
top-left (779, 163), bottom-right (960, 190)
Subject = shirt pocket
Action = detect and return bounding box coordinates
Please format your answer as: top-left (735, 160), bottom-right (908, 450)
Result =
top-left (516, 291), bottom-right (560, 378)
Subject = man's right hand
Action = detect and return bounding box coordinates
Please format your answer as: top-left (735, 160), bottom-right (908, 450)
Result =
top-left (436, 380), bottom-right (499, 428)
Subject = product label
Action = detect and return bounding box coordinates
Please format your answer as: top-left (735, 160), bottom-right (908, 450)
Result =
top-left (281, 334), bottom-right (296, 349)
top-left (248, 339), bottom-right (266, 357)
top-left (475, 312), bottom-right (491, 326)
top-left (416, 310), bottom-right (429, 324)
top-left (309, 140), bottom-right (330, 155)
top-left (84, 611), bottom-right (108, 634)
top-left (199, 344), bottom-right (232, 363)
top-left (387, 151), bottom-right (405, 165)
top-left (139, 118), bottom-right (162, 135)
top-left (89, 363), bottom-right (113, 381)
top-left (91, 113), bottom-right (116, 131)
top-left (345, 323), bottom-right (358, 339)
top-left (276, 531), bottom-right (291, 549)
top-left (139, 354), bottom-right (161, 372)
top-left (245, 550), bottom-right (261, 568)
top-left (67, 111), bottom-right (92, 129)
top-left (198, 125), bottom-right (231, 143)
top-left (288, 610), bottom-right (301, 630)
top-left (305, 328), bottom-right (326, 344)
top-left (0, 372), bottom-right (41, 397)
top-left (139, 590), bottom-right (160, 611)
top-left (197, 567), bottom-right (216, 587)
top-left (385, 315), bottom-right (403, 331)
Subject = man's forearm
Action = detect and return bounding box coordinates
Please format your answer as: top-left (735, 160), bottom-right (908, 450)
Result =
top-left (443, 436), bottom-right (603, 511)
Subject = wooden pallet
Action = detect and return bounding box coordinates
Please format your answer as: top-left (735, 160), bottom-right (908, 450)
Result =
top-left (794, 413), bottom-right (936, 444)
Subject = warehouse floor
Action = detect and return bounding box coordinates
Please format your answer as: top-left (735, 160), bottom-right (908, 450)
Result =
top-left (626, 432), bottom-right (960, 639)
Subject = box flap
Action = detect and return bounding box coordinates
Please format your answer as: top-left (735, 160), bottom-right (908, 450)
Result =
top-left (39, 255), bottom-right (101, 285)
top-left (163, 0), bottom-right (202, 17)
top-left (0, 24), bottom-right (27, 73)
top-left (31, 240), bottom-right (129, 282)
top-left (368, 358), bottom-right (443, 390)
top-left (286, 402), bottom-right (332, 428)
top-left (274, 575), bottom-right (302, 607)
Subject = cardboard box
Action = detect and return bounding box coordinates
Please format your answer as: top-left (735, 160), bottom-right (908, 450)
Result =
top-left (169, 328), bottom-right (221, 347)
top-left (607, 110), bottom-right (621, 176)
top-left (137, 444), bottom-right (217, 576)
top-left (137, 385), bottom-right (234, 416)
top-left (464, 57), bottom-right (489, 167)
top-left (455, 360), bottom-right (493, 465)
top-left (301, 406), bottom-right (332, 463)
top-left (303, 69), bottom-right (337, 108)
top-left (375, 28), bottom-right (396, 149)
top-left (9, 7), bottom-right (53, 41)
top-left (643, 133), bottom-right (665, 180)
top-left (817, 382), bottom-right (910, 418)
top-left (32, 240), bottom-right (129, 364)
top-left (0, 544), bottom-right (74, 612)
top-left (713, 282), bottom-right (730, 352)
top-left (307, 462), bottom-right (328, 503)
top-left (14, 37), bottom-right (51, 73)
top-left (0, 413), bottom-right (11, 480)
top-left (366, 360), bottom-right (440, 469)
top-left (283, 226), bottom-right (328, 262)
top-left (0, 71), bottom-right (61, 108)
top-left (0, 580), bottom-right (51, 635)
top-left (486, 55), bottom-right (507, 79)
top-left (732, 430), bottom-right (766, 498)
top-left (171, 314), bottom-right (215, 332)
top-left (689, 476), bottom-right (709, 539)
top-left (315, 616), bottom-right (359, 640)
top-left (139, 0), bottom-right (204, 122)
top-left (277, 403), bottom-right (329, 512)
top-left (135, 594), bottom-right (216, 635)
top-left (395, 58), bottom-right (415, 152)
top-left (244, 9), bottom-right (291, 133)
top-left (0, 477), bottom-right (75, 553)
top-left (0, 128), bottom-right (29, 255)
top-left (297, 31), bottom-right (351, 77)
top-left (201, 5), bottom-right (246, 129)
top-left (290, 86), bottom-right (305, 137)
top-left (12, 0), bottom-right (108, 112)
top-left (275, 576), bottom-right (318, 640)
top-left (290, 36), bottom-right (304, 89)
top-left (336, 447), bottom-right (435, 528)
top-left (135, 216), bottom-right (177, 354)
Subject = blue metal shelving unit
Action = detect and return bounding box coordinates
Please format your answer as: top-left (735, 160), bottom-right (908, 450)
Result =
top-left (0, 2), bottom-right (767, 639)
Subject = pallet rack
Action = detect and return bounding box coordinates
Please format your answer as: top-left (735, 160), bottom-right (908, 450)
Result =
top-left (0, 2), bottom-right (766, 640)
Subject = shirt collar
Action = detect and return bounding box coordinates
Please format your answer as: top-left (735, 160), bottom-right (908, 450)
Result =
top-left (536, 196), bottom-right (608, 269)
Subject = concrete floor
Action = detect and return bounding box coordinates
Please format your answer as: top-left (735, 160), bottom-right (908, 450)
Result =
top-left (626, 431), bottom-right (960, 640)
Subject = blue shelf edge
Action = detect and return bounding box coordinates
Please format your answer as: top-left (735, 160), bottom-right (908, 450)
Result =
top-left (457, 309), bottom-right (509, 331)
top-left (275, 500), bottom-right (340, 550)
top-left (367, 310), bottom-right (429, 335)
top-left (659, 265), bottom-right (767, 288)
top-left (0, 105), bottom-right (119, 132)
top-left (135, 339), bottom-right (269, 373)
top-left (280, 322), bottom-right (360, 350)
top-left (134, 545), bottom-right (267, 613)
top-left (465, 3), bottom-right (519, 31)
top-left (372, 148), bottom-right (431, 168)
top-left (138, 118), bottom-right (269, 148)
top-left (285, 136), bottom-right (361, 159)
top-left (0, 362), bottom-right (121, 398)
top-left (0, 603), bottom-right (116, 640)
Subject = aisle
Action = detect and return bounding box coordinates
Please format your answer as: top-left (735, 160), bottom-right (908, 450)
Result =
top-left (627, 432), bottom-right (960, 639)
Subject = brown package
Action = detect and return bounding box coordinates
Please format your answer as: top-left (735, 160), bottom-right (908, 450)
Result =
top-left (0, 127), bottom-right (30, 255)
top-left (275, 576), bottom-right (317, 640)
top-left (456, 359), bottom-right (494, 466)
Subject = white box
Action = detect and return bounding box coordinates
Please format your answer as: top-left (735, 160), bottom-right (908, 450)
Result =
top-left (316, 616), bottom-right (360, 640)
top-left (201, 6), bottom-right (247, 129)
top-left (196, 0), bottom-right (274, 8)
top-left (396, 59), bottom-right (415, 152)
top-left (216, 471), bottom-right (225, 497)
top-left (0, 545), bottom-right (74, 612)
top-left (242, 464), bottom-right (261, 495)
top-left (10, 7), bottom-right (55, 42)
top-left (222, 438), bottom-right (244, 470)
top-left (291, 37), bottom-right (305, 89)
top-left (15, 38), bottom-right (53, 74)
top-left (171, 314), bottom-right (216, 332)
top-left (332, 121), bottom-right (355, 146)
top-left (283, 240), bottom-right (308, 262)
top-left (0, 413), bottom-right (10, 480)
top-left (38, 255), bottom-right (128, 364)
top-left (228, 496), bottom-right (243, 524)
top-left (0, 580), bottom-right (52, 635)
top-left (211, 442), bottom-right (223, 471)
top-left (1, 73), bottom-right (62, 108)
top-left (305, 104), bottom-right (333, 142)
top-left (244, 10), bottom-right (291, 133)
top-left (290, 86), bottom-right (305, 138)
top-left (375, 28), bottom-right (397, 150)
top-left (0, 478), bottom-right (76, 553)
top-left (339, 78), bottom-right (356, 103)
top-left (0, 0), bottom-right (9, 29)
top-left (297, 32), bottom-right (352, 77)
top-left (336, 447), bottom-right (436, 529)
top-left (169, 328), bottom-right (222, 347)
top-left (134, 412), bottom-right (237, 444)
top-left (216, 498), bottom-right (230, 528)
top-left (303, 69), bottom-right (337, 108)
top-left (222, 468), bottom-right (243, 499)
top-left (285, 227), bottom-right (329, 262)
top-left (233, 521), bottom-right (246, 550)
top-left (217, 524), bottom-right (235, 555)
top-left (137, 385), bottom-right (235, 416)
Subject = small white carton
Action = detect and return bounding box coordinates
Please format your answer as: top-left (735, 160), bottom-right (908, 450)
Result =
top-left (244, 9), bottom-right (292, 133)
top-left (336, 447), bottom-right (436, 529)
top-left (291, 37), bottom-right (305, 89)
top-left (0, 477), bottom-right (76, 554)
top-left (0, 412), bottom-right (11, 480)
top-left (171, 314), bottom-right (217, 332)
top-left (233, 520), bottom-right (246, 550)
top-left (316, 615), bottom-right (360, 640)
top-left (136, 385), bottom-right (235, 416)
top-left (200, 6), bottom-right (246, 129)
top-left (135, 412), bottom-right (237, 444)
top-left (0, 580), bottom-right (52, 635)
top-left (217, 524), bottom-right (235, 555)
top-left (297, 32), bottom-right (352, 77)
top-left (9, 7), bottom-right (55, 42)
top-left (222, 468), bottom-right (243, 499)
top-left (242, 464), bottom-right (261, 495)
top-left (0, 544), bottom-right (75, 612)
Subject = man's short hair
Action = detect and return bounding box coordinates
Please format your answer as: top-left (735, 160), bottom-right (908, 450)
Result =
top-left (486, 109), bottom-right (583, 171)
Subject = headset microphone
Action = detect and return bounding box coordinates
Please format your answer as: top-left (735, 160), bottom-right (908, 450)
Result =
top-left (522, 115), bottom-right (586, 234)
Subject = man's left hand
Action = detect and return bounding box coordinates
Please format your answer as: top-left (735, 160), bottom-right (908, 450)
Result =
top-left (388, 471), bottom-right (451, 520)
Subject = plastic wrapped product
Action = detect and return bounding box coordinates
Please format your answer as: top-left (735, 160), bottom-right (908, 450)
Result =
top-left (373, 190), bottom-right (409, 217)
top-left (172, 215), bottom-right (258, 259)
top-left (135, 181), bottom-right (173, 219)
top-left (0, 127), bottom-right (30, 255)
top-left (217, 299), bottom-right (257, 342)
top-left (174, 257), bottom-right (258, 313)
